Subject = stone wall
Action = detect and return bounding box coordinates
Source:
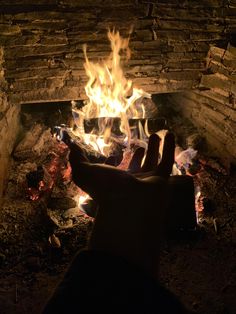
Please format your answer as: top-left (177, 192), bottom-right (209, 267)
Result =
top-left (167, 44), bottom-right (236, 164)
top-left (0, 0), bottom-right (235, 104)
top-left (0, 47), bottom-right (20, 202)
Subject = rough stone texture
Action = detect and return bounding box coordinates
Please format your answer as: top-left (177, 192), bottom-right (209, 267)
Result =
top-left (167, 44), bottom-right (236, 164)
top-left (0, 0), bottom-right (235, 103)
top-left (0, 47), bottom-right (21, 202)
top-left (0, 98), bottom-right (20, 198)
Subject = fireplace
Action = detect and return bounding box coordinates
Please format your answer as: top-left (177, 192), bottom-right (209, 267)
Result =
top-left (0, 1), bottom-right (236, 314)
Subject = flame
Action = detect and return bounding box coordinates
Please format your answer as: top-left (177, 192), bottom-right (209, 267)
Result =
top-left (72, 30), bottom-right (151, 157)
top-left (74, 193), bottom-right (90, 208)
top-left (83, 30), bottom-right (149, 119)
top-left (70, 30), bottom-right (152, 210)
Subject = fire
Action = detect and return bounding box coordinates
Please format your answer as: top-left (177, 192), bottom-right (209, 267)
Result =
top-left (72, 30), bottom-right (151, 157)
top-left (70, 30), bottom-right (152, 210)
top-left (69, 30), bottom-right (201, 219)
top-left (83, 30), bottom-right (150, 120)
top-left (24, 30), bottom-right (201, 226)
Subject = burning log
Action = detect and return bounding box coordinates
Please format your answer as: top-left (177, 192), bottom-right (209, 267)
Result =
top-left (54, 126), bottom-right (107, 163)
top-left (83, 117), bottom-right (122, 135)
top-left (129, 117), bottom-right (167, 134)
top-left (83, 117), bottom-right (167, 135)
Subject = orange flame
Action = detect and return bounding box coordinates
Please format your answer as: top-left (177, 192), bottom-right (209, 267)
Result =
top-left (71, 30), bottom-right (151, 210)
top-left (72, 30), bottom-right (151, 156)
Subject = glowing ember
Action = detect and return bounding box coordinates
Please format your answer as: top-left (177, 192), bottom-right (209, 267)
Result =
top-left (26, 142), bottom-right (69, 201)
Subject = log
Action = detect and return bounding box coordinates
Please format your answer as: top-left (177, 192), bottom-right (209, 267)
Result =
top-left (83, 117), bottom-right (166, 135)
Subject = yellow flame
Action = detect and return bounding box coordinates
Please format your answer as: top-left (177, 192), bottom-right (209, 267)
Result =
top-left (71, 30), bottom-right (152, 210)
top-left (72, 29), bottom-right (151, 156)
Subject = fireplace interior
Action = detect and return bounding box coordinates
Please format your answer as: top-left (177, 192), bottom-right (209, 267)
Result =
top-left (0, 1), bottom-right (236, 314)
